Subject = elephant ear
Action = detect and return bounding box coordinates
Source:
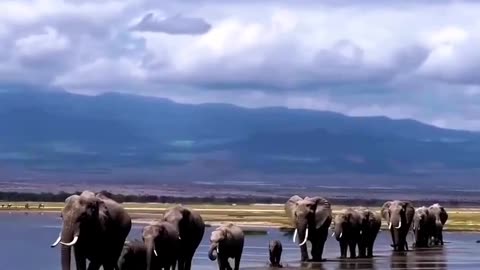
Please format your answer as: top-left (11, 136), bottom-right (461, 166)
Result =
top-left (309, 196), bottom-right (332, 230)
top-left (439, 206), bottom-right (448, 224)
top-left (380, 201), bottom-right (392, 221)
top-left (401, 201), bottom-right (415, 227)
top-left (284, 195), bottom-right (302, 223)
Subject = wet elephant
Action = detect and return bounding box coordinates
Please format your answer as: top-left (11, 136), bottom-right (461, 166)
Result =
top-left (269, 239), bottom-right (283, 267)
top-left (208, 223), bottom-right (244, 270)
top-left (285, 195), bottom-right (332, 262)
top-left (381, 200), bottom-right (414, 251)
top-left (142, 222), bottom-right (181, 270)
top-left (357, 207), bottom-right (381, 258)
top-left (50, 191), bottom-right (132, 270)
top-left (162, 205), bottom-right (205, 270)
top-left (428, 203), bottom-right (448, 246)
top-left (413, 206), bottom-right (435, 248)
top-left (333, 208), bottom-right (362, 259)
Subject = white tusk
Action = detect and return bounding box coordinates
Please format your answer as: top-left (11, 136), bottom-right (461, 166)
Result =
top-left (339, 232), bottom-right (342, 239)
top-left (293, 229), bottom-right (298, 243)
top-left (60, 235), bottom-right (78, 246)
top-left (51, 233), bottom-right (61, 247)
top-left (154, 249), bottom-right (158, 256)
top-left (388, 222), bottom-right (392, 229)
top-left (298, 228), bottom-right (309, 246)
top-left (331, 232), bottom-right (335, 237)
top-left (216, 246), bottom-right (220, 254)
top-left (178, 236), bottom-right (181, 240)
top-left (360, 230), bottom-right (362, 235)
top-left (395, 221), bottom-right (402, 229)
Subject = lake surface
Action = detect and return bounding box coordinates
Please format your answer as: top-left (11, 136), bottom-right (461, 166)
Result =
top-left (2, 213), bottom-right (480, 269)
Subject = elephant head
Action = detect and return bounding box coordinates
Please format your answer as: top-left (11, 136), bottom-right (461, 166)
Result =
top-left (429, 203), bottom-right (448, 228)
top-left (333, 209), bottom-right (358, 241)
top-left (381, 200), bottom-right (414, 250)
top-left (208, 226), bottom-right (227, 261)
top-left (50, 191), bottom-right (109, 270)
top-left (284, 195), bottom-right (332, 247)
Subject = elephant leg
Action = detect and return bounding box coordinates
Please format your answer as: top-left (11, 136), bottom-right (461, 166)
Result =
top-left (310, 230), bottom-right (327, 262)
top-left (367, 242), bottom-right (374, 258)
top-left (299, 242), bottom-right (309, 262)
top-left (234, 254), bottom-right (241, 270)
top-left (340, 241), bottom-right (347, 258)
top-left (74, 247), bottom-right (87, 270)
top-left (348, 241), bottom-right (356, 259)
top-left (357, 240), bottom-right (366, 258)
top-left (439, 231), bottom-right (444, 245)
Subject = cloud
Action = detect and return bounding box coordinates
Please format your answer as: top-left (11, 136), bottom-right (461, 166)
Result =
top-left (2, 0), bottom-right (480, 130)
top-left (131, 13), bottom-right (211, 35)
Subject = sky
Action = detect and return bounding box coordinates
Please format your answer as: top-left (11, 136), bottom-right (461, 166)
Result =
top-left (2, 0), bottom-right (480, 130)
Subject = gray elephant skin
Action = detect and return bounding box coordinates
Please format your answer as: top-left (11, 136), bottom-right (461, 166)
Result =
top-left (334, 208), bottom-right (362, 258)
top-left (269, 239), bottom-right (283, 267)
top-left (428, 203), bottom-right (448, 245)
top-left (413, 206), bottom-right (436, 248)
top-left (50, 191), bottom-right (132, 270)
top-left (118, 240), bottom-right (147, 270)
top-left (285, 195), bottom-right (332, 262)
top-left (142, 221), bottom-right (181, 270)
top-left (381, 200), bottom-right (415, 251)
top-left (162, 205), bottom-right (205, 270)
top-left (208, 223), bottom-right (245, 270)
top-left (357, 207), bottom-right (381, 258)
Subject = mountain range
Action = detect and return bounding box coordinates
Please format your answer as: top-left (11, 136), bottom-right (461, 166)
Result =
top-left (1, 89), bottom-right (480, 185)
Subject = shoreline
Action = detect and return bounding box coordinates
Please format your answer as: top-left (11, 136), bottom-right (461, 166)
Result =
top-left (2, 202), bottom-right (480, 232)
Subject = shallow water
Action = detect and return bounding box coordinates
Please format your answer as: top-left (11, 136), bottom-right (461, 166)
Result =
top-left (2, 213), bottom-right (480, 269)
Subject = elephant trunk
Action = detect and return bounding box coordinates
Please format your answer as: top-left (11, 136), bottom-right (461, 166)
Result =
top-left (145, 239), bottom-right (157, 270)
top-left (208, 243), bottom-right (219, 261)
top-left (293, 221), bottom-right (309, 246)
top-left (334, 223), bottom-right (344, 241)
top-left (58, 222), bottom-right (78, 270)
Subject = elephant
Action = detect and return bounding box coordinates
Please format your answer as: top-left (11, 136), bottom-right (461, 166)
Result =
top-left (162, 205), bottom-right (205, 270)
top-left (428, 203), bottom-right (448, 245)
top-left (50, 191), bottom-right (132, 270)
top-left (118, 240), bottom-right (147, 270)
top-left (381, 200), bottom-right (415, 251)
top-left (269, 239), bottom-right (283, 267)
top-left (284, 195), bottom-right (332, 262)
top-left (412, 206), bottom-right (436, 248)
top-left (333, 208), bottom-right (362, 259)
top-left (208, 223), bottom-right (245, 270)
top-left (357, 207), bottom-right (381, 258)
top-left (142, 221), bottom-right (181, 270)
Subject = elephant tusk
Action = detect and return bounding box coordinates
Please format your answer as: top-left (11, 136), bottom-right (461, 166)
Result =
top-left (298, 228), bottom-right (309, 246)
top-left (60, 235), bottom-right (78, 246)
top-left (360, 230), bottom-right (362, 235)
top-left (154, 249), bottom-right (158, 257)
top-left (331, 232), bottom-right (335, 237)
top-left (293, 229), bottom-right (298, 243)
top-left (50, 233), bottom-right (61, 247)
top-left (395, 221), bottom-right (402, 229)
top-left (339, 232), bottom-right (342, 239)
top-left (178, 236), bottom-right (181, 240)
top-left (216, 246), bottom-right (220, 254)
top-left (388, 222), bottom-right (392, 229)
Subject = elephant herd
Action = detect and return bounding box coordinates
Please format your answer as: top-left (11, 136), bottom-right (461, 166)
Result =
top-left (285, 196), bottom-right (449, 262)
top-left (48, 191), bottom-right (448, 270)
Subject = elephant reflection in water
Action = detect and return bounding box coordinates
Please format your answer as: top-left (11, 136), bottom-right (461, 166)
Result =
top-left (50, 191), bottom-right (132, 270)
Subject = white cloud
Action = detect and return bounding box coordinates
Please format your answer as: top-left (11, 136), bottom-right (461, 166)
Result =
top-left (2, 0), bottom-right (480, 130)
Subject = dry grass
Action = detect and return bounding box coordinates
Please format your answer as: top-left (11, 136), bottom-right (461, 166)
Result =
top-left (1, 202), bottom-right (480, 231)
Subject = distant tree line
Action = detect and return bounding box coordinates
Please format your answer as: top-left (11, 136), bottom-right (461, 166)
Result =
top-left (0, 190), bottom-right (478, 207)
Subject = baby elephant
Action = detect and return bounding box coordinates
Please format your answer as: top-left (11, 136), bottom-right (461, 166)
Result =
top-left (269, 240), bottom-right (283, 267)
top-left (118, 240), bottom-right (147, 270)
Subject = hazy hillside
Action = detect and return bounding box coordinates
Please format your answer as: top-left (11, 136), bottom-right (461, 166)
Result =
top-left (1, 89), bottom-right (480, 183)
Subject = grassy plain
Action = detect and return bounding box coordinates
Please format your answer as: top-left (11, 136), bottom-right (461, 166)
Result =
top-left (2, 202), bottom-right (480, 232)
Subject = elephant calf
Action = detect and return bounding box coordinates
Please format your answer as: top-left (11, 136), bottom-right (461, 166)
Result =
top-left (208, 223), bottom-right (245, 270)
top-left (118, 240), bottom-right (147, 270)
top-left (269, 240), bottom-right (283, 267)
